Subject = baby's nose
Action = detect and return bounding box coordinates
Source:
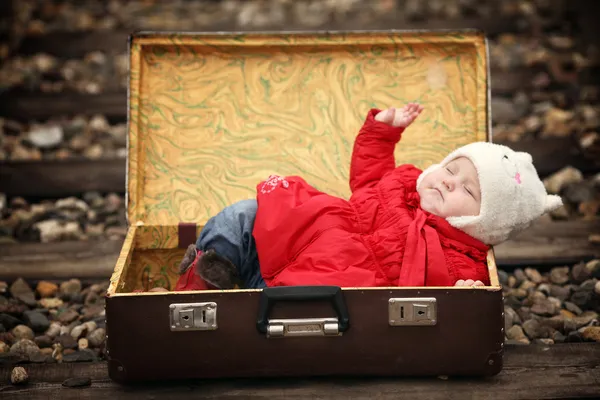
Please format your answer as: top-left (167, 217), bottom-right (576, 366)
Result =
top-left (443, 179), bottom-right (455, 191)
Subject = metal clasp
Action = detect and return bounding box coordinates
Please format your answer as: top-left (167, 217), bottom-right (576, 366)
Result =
top-left (388, 297), bottom-right (437, 326)
top-left (169, 302), bottom-right (217, 331)
top-left (267, 318), bottom-right (340, 338)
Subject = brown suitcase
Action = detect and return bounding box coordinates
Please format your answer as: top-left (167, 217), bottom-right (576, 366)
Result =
top-left (105, 30), bottom-right (504, 383)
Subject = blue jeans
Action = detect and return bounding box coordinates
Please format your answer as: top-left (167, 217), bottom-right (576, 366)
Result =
top-left (195, 199), bottom-right (266, 289)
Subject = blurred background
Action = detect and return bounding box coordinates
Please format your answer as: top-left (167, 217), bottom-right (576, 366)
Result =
top-left (0, 0), bottom-right (599, 361)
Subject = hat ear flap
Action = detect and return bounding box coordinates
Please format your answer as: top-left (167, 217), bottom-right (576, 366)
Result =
top-left (544, 194), bottom-right (563, 213)
top-left (517, 152), bottom-right (533, 163)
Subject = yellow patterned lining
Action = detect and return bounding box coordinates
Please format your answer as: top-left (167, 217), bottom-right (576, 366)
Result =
top-left (110, 31), bottom-right (494, 294)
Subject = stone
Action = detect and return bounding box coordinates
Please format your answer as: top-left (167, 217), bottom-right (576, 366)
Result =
top-left (39, 297), bottom-right (63, 309)
top-left (78, 338), bottom-right (89, 350)
top-left (522, 319), bottom-right (542, 339)
top-left (571, 262), bottom-right (592, 284)
top-left (498, 270), bottom-right (509, 286)
top-left (516, 307), bottom-right (532, 322)
top-left (550, 267), bottom-right (570, 285)
top-left (23, 311), bottom-right (50, 333)
top-left (81, 305), bottom-right (104, 321)
top-left (54, 334), bottom-right (78, 350)
top-left (563, 181), bottom-right (597, 204)
top-left (45, 322), bottom-right (61, 339)
top-left (534, 338), bottom-right (554, 345)
top-left (570, 280), bottom-right (597, 308)
top-left (514, 268), bottom-right (526, 285)
top-left (62, 377), bottom-right (92, 388)
top-left (543, 167), bottom-right (583, 194)
top-left (566, 331), bottom-right (584, 342)
top-left (57, 308), bottom-right (79, 324)
top-left (10, 339), bottom-right (40, 358)
top-left (504, 307), bottom-right (518, 330)
top-left (564, 301), bottom-right (583, 315)
top-left (86, 328), bottom-right (105, 348)
top-left (35, 220), bottom-right (83, 243)
top-left (0, 341), bottom-right (9, 353)
top-left (506, 324), bottom-right (527, 341)
top-left (0, 299), bottom-right (28, 315)
top-left (507, 276), bottom-right (517, 288)
top-left (34, 335), bottom-right (53, 348)
top-left (10, 366), bottom-right (29, 385)
top-left (542, 108), bottom-right (575, 137)
top-left (548, 36), bottom-right (574, 50)
top-left (62, 349), bottom-right (97, 363)
top-left (0, 332), bottom-right (15, 346)
top-left (582, 327), bottom-right (600, 342)
top-left (0, 281), bottom-right (7, 294)
top-left (492, 98), bottom-right (520, 124)
top-left (70, 324), bottom-right (88, 340)
top-left (531, 299), bottom-right (556, 317)
top-left (60, 279), bottom-right (82, 298)
top-left (0, 314), bottom-right (22, 330)
top-left (84, 291), bottom-right (100, 306)
top-left (553, 330), bottom-right (567, 343)
top-left (538, 284), bottom-right (551, 296)
top-left (520, 280), bottom-right (537, 291)
top-left (12, 325), bottom-right (34, 341)
top-left (595, 281), bottom-right (600, 296)
top-left (573, 312), bottom-right (599, 329)
top-left (550, 285), bottom-right (571, 301)
top-left (9, 278), bottom-right (36, 307)
top-left (36, 281), bottom-right (58, 298)
top-left (547, 296), bottom-right (562, 310)
top-left (561, 309), bottom-right (576, 319)
top-left (28, 125), bottom-right (63, 149)
top-left (56, 197), bottom-right (89, 213)
top-left (524, 268), bottom-right (543, 283)
top-left (40, 347), bottom-right (53, 356)
top-left (586, 260), bottom-right (600, 279)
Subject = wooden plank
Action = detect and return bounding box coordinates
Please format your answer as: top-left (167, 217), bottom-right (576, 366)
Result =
top-left (494, 218), bottom-right (600, 267)
top-left (0, 219), bottom-right (597, 281)
top-left (0, 239), bottom-right (122, 281)
top-left (0, 344), bottom-right (598, 399)
top-left (503, 137), bottom-right (600, 178)
top-left (16, 18), bottom-right (520, 58)
top-left (0, 91), bottom-right (126, 122)
top-left (0, 158), bottom-right (126, 198)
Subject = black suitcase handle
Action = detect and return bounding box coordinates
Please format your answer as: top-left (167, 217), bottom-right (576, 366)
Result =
top-left (256, 286), bottom-right (350, 334)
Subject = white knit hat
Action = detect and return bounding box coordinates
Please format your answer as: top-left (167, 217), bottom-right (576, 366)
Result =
top-left (416, 142), bottom-right (563, 245)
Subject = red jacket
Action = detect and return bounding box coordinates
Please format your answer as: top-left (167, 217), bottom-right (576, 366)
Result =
top-left (253, 109), bottom-right (490, 287)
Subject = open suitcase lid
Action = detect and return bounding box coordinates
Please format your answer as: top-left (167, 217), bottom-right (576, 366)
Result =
top-left (126, 30), bottom-right (490, 227)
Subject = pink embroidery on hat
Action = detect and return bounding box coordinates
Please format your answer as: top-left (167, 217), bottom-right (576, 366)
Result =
top-left (515, 172), bottom-right (521, 184)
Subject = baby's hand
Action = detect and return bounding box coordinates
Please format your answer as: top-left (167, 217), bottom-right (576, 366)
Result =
top-left (375, 103), bottom-right (424, 128)
top-left (454, 279), bottom-right (484, 287)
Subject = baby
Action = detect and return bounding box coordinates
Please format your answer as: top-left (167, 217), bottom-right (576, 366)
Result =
top-left (175, 104), bottom-right (563, 291)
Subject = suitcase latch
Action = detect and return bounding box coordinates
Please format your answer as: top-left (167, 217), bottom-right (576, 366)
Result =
top-left (267, 318), bottom-right (340, 338)
top-left (169, 302), bottom-right (217, 331)
top-left (388, 298), bottom-right (437, 326)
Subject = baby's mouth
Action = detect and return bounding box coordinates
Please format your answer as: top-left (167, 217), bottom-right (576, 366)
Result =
top-left (434, 187), bottom-right (444, 200)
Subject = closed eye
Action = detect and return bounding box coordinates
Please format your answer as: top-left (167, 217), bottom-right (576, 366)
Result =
top-left (464, 186), bottom-right (475, 199)
top-left (445, 167), bottom-right (454, 175)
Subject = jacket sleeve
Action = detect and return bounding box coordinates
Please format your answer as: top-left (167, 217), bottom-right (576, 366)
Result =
top-left (349, 108), bottom-right (405, 193)
top-left (443, 250), bottom-right (491, 286)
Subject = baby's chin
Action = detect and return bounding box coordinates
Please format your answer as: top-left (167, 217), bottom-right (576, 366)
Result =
top-left (419, 195), bottom-right (446, 218)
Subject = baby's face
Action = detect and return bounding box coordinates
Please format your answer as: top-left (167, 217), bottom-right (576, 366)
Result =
top-left (418, 157), bottom-right (481, 218)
